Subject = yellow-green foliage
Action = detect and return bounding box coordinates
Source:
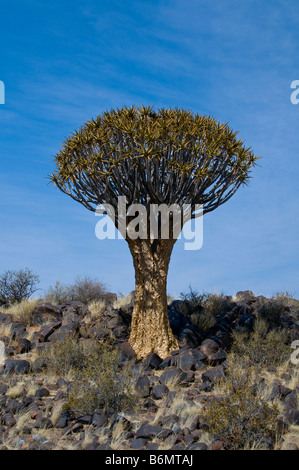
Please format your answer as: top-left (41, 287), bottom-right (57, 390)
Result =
top-left (39, 335), bottom-right (87, 376)
top-left (66, 341), bottom-right (136, 415)
top-left (231, 318), bottom-right (289, 367)
top-left (203, 356), bottom-right (281, 449)
top-left (181, 287), bottom-right (231, 331)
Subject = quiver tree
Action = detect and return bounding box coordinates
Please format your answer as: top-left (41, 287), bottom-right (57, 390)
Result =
top-left (50, 106), bottom-right (258, 359)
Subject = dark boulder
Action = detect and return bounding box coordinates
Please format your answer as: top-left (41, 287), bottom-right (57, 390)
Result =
top-left (168, 308), bottom-right (190, 334)
top-left (4, 359), bottom-right (30, 375)
top-left (178, 324), bottom-right (203, 349)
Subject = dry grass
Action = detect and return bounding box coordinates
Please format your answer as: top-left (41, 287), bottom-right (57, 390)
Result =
top-left (3, 299), bottom-right (39, 326)
top-left (87, 299), bottom-right (107, 319)
top-left (113, 293), bottom-right (134, 310)
top-left (6, 382), bottom-right (26, 399)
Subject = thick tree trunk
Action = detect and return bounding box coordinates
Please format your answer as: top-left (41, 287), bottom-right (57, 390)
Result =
top-left (128, 239), bottom-right (178, 359)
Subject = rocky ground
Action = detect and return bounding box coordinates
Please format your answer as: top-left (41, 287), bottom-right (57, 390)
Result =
top-left (0, 290), bottom-right (298, 451)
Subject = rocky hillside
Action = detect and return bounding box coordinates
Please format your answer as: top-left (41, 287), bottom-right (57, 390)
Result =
top-left (0, 290), bottom-right (298, 450)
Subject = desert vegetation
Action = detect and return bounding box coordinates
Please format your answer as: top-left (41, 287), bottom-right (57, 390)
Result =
top-left (0, 277), bottom-right (298, 451)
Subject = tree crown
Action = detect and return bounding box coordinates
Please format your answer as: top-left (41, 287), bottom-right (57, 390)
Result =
top-left (50, 106), bottom-right (258, 215)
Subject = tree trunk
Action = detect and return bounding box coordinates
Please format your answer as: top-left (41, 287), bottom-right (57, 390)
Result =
top-left (127, 239), bottom-right (178, 359)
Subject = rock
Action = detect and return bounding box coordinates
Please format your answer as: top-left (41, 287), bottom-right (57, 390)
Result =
top-left (35, 388), bottom-right (50, 398)
top-left (38, 323), bottom-right (61, 342)
top-left (151, 384), bottom-right (169, 400)
top-left (157, 414), bottom-right (179, 428)
top-left (285, 409), bottom-right (299, 425)
top-left (4, 359), bottom-right (30, 375)
top-left (169, 443), bottom-right (186, 450)
top-left (118, 341), bottom-right (136, 360)
top-left (34, 418), bottom-right (53, 429)
top-left (160, 368), bottom-right (188, 386)
top-left (130, 438), bottom-right (147, 449)
top-left (75, 415), bottom-right (92, 425)
top-left (17, 338), bottom-right (32, 354)
top-left (200, 339), bottom-right (227, 364)
top-left (238, 312), bottom-right (256, 330)
top-left (206, 349), bottom-right (227, 365)
top-left (55, 410), bottom-right (71, 428)
top-left (146, 442), bottom-right (160, 450)
top-left (0, 385), bottom-right (8, 395)
top-left (31, 357), bottom-right (48, 373)
top-left (169, 299), bottom-right (192, 315)
top-left (51, 323), bottom-right (78, 342)
top-left (143, 398), bottom-right (158, 412)
top-left (32, 303), bottom-right (62, 324)
top-left (178, 325), bottom-right (203, 349)
top-left (202, 366), bottom-right (225, 384)
top-left (71, 423), bottom-right (84, 433)
top-left (172, 422), bottom-right (183, 433)
top-left (0, 313), bottom-right (12, 324)
top-left (10, 323), bottom-right (26, 340)
top-left (200, 339), bottom-right (219, 356)
top-left (175, 350), bottom-right (196, 371)
top-left (92, 412), bottom-right (108, 427)
top-left (235, 291), bottom-right (256, 303)
top-left (143, 353), bottom-right (163, 369)
top-left (135, 424), bottom-right (172, 440)
top-left (158, 356), bottom-right (172, 369)
top-left (168, 308), bottom-right (190, 334)
top-left (96, 443), bottom-right (112, 450)
top-left (284, 390), bottom-right (298, 410)
top-left (1, 412), bottom-right (16, 427)
top-left (189, 415), bottom-right (201, 432)
top-left (136, 375), bottom-right (151, 398)
top-left (84, 442), bottom-right (99, 450)
top-left (56, 378), bottom-right (67, 387)
top-left (188, 442), bottom-right (208, 450)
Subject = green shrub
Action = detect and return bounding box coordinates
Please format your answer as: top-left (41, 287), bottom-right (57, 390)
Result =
top-left (203, 356), bottom-right (281, 449)
top-left (231, 318), bottom-right (289, 367)
top-left (257, 299), bottom-right (286, 324)
top-left (45, 280), bottom-right (70, 304)
top-left (39, 335), bottom-right (87, 376)
top-left (68, 276), bottom-right (107, 304)
top-left (180, 287), bottom-right (232, 331)
top-left (66, 341), bottom-right (136, 415)
top-left (0, 268), bottom-right (40, 305)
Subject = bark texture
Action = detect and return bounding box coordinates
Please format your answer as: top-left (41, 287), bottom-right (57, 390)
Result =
top-left (128, 239), bottom-right (178, 359)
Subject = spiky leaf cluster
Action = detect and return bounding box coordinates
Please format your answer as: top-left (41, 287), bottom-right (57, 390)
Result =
top-left (50, 106), bottom-right (258, 221)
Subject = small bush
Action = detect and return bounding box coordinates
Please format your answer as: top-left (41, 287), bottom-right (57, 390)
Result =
top-left (180, 287), bottom-right (231, 331)
top-left (190, 311), bottom-right (217, 332)
top-left (39, 335), bottom-right (87, 376)
top-left (66, 341), bottom-right (136, 415)
top-left (0, 268), bottom-right (40, 305)
top-left (68, 276), bottom-right (107, 304)
top-left (44, 280), bottom-right (70, 304)
top-left (88, 299), bottom-right (107, 319)
top-left (231, 318), bottom-right (289, 367)
top-left (203, 356), bottom-right (281, 449)
top-left (258, 299), bottom-right (286, 325)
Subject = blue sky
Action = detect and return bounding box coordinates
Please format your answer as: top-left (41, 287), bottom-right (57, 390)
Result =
top-left (0, 0), bottom-right (299, 299)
